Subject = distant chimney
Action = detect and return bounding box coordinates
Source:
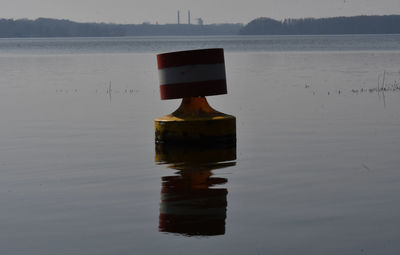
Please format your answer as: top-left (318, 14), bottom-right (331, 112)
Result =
top-left (177, 10), bottom-right (180, 24)
top-left (188, 10), bottom-right (191, 24)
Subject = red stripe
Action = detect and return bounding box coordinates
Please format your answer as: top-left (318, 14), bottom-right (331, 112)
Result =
top-left (160, 80), bottom-right (227, 100)
top-left (157, 48), bottom-right (225, 69)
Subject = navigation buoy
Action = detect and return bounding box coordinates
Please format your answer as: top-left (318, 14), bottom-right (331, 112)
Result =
top-left (155, 48), bottom-right (236, 145)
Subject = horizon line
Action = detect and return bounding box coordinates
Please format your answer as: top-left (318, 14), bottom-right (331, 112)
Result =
top-left (1, 13), bottom-right (400, 26)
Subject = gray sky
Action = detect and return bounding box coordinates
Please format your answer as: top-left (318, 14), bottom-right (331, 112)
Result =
top-left (1, 0), bottom-right (400, 24)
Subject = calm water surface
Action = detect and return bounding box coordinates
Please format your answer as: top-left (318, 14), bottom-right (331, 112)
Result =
top-left (1, 35), bottom-right (400, 254)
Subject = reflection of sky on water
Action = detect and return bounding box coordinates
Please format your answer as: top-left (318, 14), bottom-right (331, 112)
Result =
top-left (156, 143), bottom-right (236, 237)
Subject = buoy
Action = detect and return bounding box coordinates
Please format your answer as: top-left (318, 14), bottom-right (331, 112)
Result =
top-left (155, 48), bottom-right (236, 145)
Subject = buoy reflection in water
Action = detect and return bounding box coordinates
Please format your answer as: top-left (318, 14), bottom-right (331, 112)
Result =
top-left (156, 143), bottom-right (236, 237)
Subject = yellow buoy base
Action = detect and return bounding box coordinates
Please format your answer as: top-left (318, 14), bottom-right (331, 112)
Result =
top-left (155, 97), bottom-right (236, 145)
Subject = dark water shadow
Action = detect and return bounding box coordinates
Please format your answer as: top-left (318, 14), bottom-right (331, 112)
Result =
top-left (155, 143), bottom-right (236, 237)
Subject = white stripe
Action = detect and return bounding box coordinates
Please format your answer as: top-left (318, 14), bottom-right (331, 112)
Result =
top-left (159, 63), bottom-right (226, 85)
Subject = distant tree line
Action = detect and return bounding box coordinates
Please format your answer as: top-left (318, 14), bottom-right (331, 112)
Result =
top-left (240, 15), bottom-right (400, 35)
top-left (0, 18), bottom-right (242, 37)
top-left (0, 18), bottom-right (126, 37)
top-left (1, 16), bottom-right (399, 37)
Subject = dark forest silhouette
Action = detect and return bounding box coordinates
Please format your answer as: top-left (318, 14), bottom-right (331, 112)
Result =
top-left (0, 15), bottom-right (400, 37)
top-left (240, 15), bottom-right (400, 35)
top-left (0, 18), bottom-right (241, 37)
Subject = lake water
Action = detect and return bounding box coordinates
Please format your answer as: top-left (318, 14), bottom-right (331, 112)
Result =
top-left (1, 35), bottom-right (400, 254)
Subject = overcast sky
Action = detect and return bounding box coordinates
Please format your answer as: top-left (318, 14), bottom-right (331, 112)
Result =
top-left (1, 0), bottom-right (400, 24)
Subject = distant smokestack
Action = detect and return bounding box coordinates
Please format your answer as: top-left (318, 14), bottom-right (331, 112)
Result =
top-left (177, 10), bottom-right (180, 24)
top-left (188, 10), bottom-right (191, 24)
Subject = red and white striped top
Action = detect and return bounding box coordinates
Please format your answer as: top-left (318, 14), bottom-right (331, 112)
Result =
top-left (157, 48), bottom-right (227, 100)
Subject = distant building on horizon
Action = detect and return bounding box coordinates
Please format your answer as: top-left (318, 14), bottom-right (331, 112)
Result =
top-left (176, 10), bottom-right (193, 25)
